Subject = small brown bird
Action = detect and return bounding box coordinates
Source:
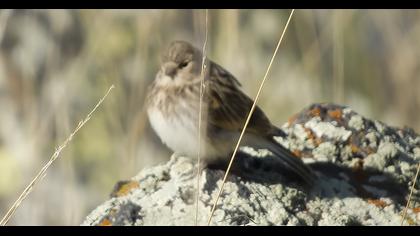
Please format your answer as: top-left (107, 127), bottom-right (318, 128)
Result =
top-left (146, 40), bottom-right (315, 185)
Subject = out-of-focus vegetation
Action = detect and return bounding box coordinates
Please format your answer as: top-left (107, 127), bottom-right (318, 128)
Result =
top-left (0, 9), bottom-right (419, 225)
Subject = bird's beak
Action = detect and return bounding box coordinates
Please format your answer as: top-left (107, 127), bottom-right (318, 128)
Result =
top-left (163, 62), bottom-right (177, 79)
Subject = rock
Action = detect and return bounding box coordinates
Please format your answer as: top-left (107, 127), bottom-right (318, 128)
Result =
top-left (82, 103), bottom-right (420, 226)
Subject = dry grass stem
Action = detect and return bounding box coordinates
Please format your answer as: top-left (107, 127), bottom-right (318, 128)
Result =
top-left (195, 9), bottom-right (209, 226)
top-left (401, 162), bottom-right (420, 225)
top-left (0, 85), bottom-right (115, 226)
top-left (206, 9), bottom-right (295, 226)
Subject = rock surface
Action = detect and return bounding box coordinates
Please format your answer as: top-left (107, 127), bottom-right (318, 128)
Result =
top-left (82, 103), bottom-right (420, 226)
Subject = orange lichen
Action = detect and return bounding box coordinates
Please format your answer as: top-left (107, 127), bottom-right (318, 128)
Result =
top-left (351, 144), bottom-right (360, 154)
top-left (328, 109), bottom-right (342, 120)
top-left (304, 128), bottom-right (322, 146)
top-left (367, 199), bottom-right (389, 208)
top-left (113, 181), bottom-right (140, 197)
top-left (413, 207), bottom-right (420, 213)
top-left (292, 149), bottom-right (302, 158)
top-left (309, 107), bottom-right (321, 117)
top-left (304, 128), bottom-right (316, 140)
top-left (98, 218), bottom-right (112, 226)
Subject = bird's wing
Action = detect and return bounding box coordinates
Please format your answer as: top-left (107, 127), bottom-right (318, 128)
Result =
top-left (205, 62), bottom-right (274, 136)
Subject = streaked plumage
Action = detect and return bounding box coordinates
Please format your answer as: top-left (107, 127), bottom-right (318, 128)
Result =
top-left (146, 40), bottom-right (316, 185)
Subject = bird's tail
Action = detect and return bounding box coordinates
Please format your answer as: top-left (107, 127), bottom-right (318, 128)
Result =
top-left (260, 137), bottom-right (317, 186)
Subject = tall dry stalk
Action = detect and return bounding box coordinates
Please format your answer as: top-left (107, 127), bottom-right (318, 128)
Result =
top-left (401, 162), bottom-right (420, 225)
top-left (206, 9), bottom-right (295, 226)
top-left (195, 9), bottom-right (209, 226)
top-left (0, 85), bottom-right (115, 226)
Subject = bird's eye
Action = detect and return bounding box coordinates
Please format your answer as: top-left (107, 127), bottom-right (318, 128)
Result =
top-left (179, 61), bottom-right (189, 68)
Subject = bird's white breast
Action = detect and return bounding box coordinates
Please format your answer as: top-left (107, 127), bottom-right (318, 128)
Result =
top-left (147, 106), bottom-right (201, 157)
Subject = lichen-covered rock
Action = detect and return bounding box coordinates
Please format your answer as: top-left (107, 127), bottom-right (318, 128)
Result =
top-left (82, 103), bottom-right (420, 226)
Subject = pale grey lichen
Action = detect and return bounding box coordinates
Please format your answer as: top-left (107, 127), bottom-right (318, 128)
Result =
top-left (340, 145), bottom-right (353, 162)
top-left (348, 115), bottom-right (364, 131)
top-left (414, 147), bottom-right (420, 160)
top-left (82, 153), bottom-right (420, 226)
top-left (365, 132), bottom-right (378, 149)
top-left (82, 105), bottom-right (420, 226)
top-left (291, 123), bottom-right (308, 141)
top-left (306, 197), bottom-right (404, 226)
top-left (275, 123), bottom-right (313, 150)
top-left (364, 153), bottom-right (387, 171)
top-left (374, 121), bottom-right (385, 133)
top-left (240, 146), bottom-right (273, 158)
top-left (313, 142), bottom-right (337, 162)
top-left (377, 142), bottom-right (398, 159)
top-left (304, 118), bottom-right (352, 142)
top-left (342, 108), bottom-right (353, 115)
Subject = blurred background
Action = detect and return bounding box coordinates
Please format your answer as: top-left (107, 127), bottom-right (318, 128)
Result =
top-left (0, 9), bottom-right (419, 225)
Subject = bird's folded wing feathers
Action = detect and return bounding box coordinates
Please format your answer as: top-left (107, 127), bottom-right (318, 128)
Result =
top-left (206, 62), bottom-right (274, 136)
